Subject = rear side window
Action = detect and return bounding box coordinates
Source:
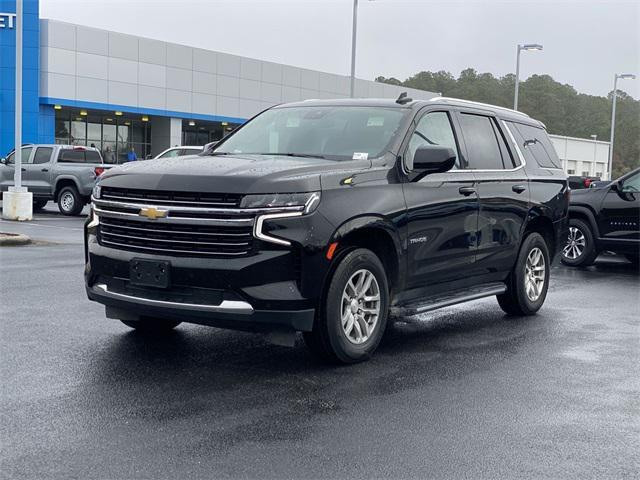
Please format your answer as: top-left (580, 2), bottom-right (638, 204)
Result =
top-left (33, 147), bottom-right (53, 164)
top-left (508, 122), bottom-right (562, 169)
top-left (458, 113), bottom-right (509, 170)
top-left (58, 149), bottom-right (102, 163)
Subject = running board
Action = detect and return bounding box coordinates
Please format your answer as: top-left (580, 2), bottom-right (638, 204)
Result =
top-left (390, 282), bottom-right (507, 318)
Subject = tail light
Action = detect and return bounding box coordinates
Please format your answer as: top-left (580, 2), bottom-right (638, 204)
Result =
top-left (94, 167), bottom-right (105, 177)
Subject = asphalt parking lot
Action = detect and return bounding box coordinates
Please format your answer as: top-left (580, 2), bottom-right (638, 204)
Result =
top-left (1, 208), bottom-right (639, 479)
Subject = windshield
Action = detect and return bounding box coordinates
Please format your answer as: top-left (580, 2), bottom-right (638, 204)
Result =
top-left (214, 106), bottom-right (407, 161)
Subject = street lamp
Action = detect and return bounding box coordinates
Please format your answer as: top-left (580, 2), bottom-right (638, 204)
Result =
top-left (514, 43), bottom-right (543, 110)
top-left (608, 73), bottom-right (636, 180)
top-left (590, 134), bottom-right (597, 177)
top-left (349, 0), bottom-right (377, 98)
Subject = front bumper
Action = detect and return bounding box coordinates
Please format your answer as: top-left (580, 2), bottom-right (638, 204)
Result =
top-left (86, 281), bottom-right (315, 332)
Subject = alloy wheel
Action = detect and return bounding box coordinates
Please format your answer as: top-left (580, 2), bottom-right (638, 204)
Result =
top-left (525, 247), bottom-right (546, 302)
top-left (341, 269), bottom-right (381, 345)
top-left (60, 192), bottom-right (75, 212)
top-left (562, 226), bottom-right (586, 260)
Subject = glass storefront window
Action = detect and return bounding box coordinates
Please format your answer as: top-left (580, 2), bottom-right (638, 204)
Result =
top-left (70, 120), bottom-right (86, 145)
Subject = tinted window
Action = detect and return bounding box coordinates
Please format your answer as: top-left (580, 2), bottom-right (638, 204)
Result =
top-left (58, 150), bottom-right (86, 163)
top-left (509, 122), bottom-right (562, 169)
top-left (493, 121), bottom-right (517, 168)
top-left (6, 147), bottom-right (33, 164)
top-left (33, 147), bottom-right (53, 164)
top-left (407, 111), bottom-right (460, 170)
top-left (459, 114), bottom-right (503, 170)
top-left (85, 150), bottom-right (102, 163)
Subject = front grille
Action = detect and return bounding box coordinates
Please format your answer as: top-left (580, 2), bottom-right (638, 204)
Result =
top-left (98, 216), bottom-right (254, 257)
top-left (101, 187), bottom-right (243, 208)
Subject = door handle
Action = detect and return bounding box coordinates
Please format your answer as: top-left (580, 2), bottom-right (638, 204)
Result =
top-left (21, 168), bottom-right (26, 172)
top-left (512, 185), bottom-right (527, 194)
top-left (41, 168), bottom-right (48, 172)
top-left (458, 186), bottom-right (476, 196)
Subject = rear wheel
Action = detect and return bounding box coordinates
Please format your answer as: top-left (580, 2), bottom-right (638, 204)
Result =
top-left (121, 317), bottom-right (181, 331)
top-left (561, 218), bottom-right (597, 267)
top-left (498, 232), bottom-right (550, 316)
top-left (303, 248), bottom-right (389, 364)
top-left (32, 199), bottom-right (48, 211)
top-left (57, 185), bottom-right (84, 216)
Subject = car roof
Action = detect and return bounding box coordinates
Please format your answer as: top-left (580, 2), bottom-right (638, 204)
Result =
top-left (276, 96), bottom-right (543, 128)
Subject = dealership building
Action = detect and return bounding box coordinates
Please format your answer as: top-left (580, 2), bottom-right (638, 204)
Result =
top-left (1, 0), bottom-right (611, 175)
top-left (0, 0), bottom-right (436, 162)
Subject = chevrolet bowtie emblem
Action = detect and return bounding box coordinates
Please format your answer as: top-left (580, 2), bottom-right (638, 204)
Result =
top-left (139, 207), bottom-right (168, 220)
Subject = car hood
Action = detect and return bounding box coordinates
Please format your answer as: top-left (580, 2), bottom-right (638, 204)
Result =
top-left (98, 154), bottom-right (372, 194)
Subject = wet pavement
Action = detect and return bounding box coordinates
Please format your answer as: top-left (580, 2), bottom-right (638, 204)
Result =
top-left (1, 212), bottom-right (639, 479)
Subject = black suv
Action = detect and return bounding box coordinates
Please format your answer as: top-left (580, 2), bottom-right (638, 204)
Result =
top-left (562, 167), bottom-right (640, 267)
top-left (85, 97), bottom-right (569, 363)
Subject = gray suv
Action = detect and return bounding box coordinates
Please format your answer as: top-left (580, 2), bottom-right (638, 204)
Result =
top-left (0, 144), bottom-right (109, 215)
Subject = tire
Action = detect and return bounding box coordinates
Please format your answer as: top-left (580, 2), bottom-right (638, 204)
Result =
top-left (497, 232), bottom-right (551, 316)
top-left (560, 218), bottom-right (597, 267)
top-left (32, 199), bottom-right (48, 211)
top-left (303, 248), bottom-right (389, 364)
top-left (57, 185), bottom-right (84, 216)
top-left (121, 317), bottom-right (181, 332)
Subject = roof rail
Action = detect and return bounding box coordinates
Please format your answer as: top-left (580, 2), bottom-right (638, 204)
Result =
top-left (429, 97), bottom-right (530, 118)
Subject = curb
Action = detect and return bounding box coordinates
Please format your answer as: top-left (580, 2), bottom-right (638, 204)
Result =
top-left (0, 232), bottom-right (32, 246)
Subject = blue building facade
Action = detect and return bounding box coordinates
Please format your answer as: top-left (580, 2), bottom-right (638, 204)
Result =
top-left (0, 0), bottom-right (51, 156)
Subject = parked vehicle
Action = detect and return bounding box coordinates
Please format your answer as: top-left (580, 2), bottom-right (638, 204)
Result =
top-left (151, 146), bottom-right (203, 159)
top-left (562, 167), bottom-right (640, 267)
top-left (85, 96), bottom-right (569, 363)
top-left (0, 145), bottom-right (108, 215)
top-left (568, 175), bottom-right (601, 190)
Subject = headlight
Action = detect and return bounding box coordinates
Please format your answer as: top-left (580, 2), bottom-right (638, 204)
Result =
top-left (249, 192), bottom-right (321, 246)
top-left (92, 184), bottom-right (101, 200)
top-left (241, 192), bottom-right (320, 214)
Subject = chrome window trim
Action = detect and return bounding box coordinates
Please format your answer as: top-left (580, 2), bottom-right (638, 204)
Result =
top-left (254, 211), bottom-right (304, 246)
top-left (93, 283), bottom-right (254, 314)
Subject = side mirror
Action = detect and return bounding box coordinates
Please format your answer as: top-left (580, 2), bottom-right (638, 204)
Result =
top-left (0, 157), bottom-right (5, 165)
top-left (411, 145), bottom-right (456, 176)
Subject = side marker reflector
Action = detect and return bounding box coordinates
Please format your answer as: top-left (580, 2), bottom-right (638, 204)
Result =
top-left (326, 242), bottom-right (339, 260)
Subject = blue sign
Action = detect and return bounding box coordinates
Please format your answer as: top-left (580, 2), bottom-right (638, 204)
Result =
top-left (0, 0), bottom-right (41, 156)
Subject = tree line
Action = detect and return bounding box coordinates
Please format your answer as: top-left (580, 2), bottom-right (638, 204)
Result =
top-left (376, 69), bottom-right (639, 178)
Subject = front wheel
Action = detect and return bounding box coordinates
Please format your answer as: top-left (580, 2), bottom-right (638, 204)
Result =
top-left (561, 218), bottom-right (597, 267)
top-left (121, 317), bottom-right (181, 332)
top-left (303, 248), bottom-right (389, 364)
top-left (497, 232), bottom-right (550, 316)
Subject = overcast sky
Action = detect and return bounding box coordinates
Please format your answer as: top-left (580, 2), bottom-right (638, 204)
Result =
top-left (41, 0), bottom-right (639, 99)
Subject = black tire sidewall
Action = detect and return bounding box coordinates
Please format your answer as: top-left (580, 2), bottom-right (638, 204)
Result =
top-left (514, 233), bottom-right (551, 314)
top-left (58, 186), bottom-right (82, 215)
top-left (561, 218), bottom-right (596, 266)
top-left (323, 248), bottom-right (389, 363)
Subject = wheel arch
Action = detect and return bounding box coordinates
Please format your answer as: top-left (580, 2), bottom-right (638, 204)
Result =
top-left (567, 205), bottom-right (599, 238)
top-left (54, 177), bottom-right (81, 201)
top-left (522, 213), bottom-right (556, 258)
top-left (327, 215), bottom-right (405, 295)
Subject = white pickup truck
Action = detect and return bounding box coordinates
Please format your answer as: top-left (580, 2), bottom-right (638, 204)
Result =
top-left (0, 144), bottom-right (110, 215)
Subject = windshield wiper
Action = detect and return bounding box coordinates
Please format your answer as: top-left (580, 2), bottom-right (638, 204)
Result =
top-left (207, 151), bottom-right (233, 156)
top-left (258, 153), bottom-right (325, 159)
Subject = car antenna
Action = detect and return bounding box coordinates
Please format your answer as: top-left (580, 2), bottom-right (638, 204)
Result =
top-left (396, 92), bottom-right (413, 105)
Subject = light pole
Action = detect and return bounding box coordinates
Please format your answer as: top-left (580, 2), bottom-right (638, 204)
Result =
top-left (14, 0), bottom-right (23, 190)
top-left (349, 0), bottom-right (358, 98)
top-left (590, 134), bottom-right (597, 177)
top-left (608, 73), bottom-right (636, 180)
top-left (514, 43), bottom-right (543, 110)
